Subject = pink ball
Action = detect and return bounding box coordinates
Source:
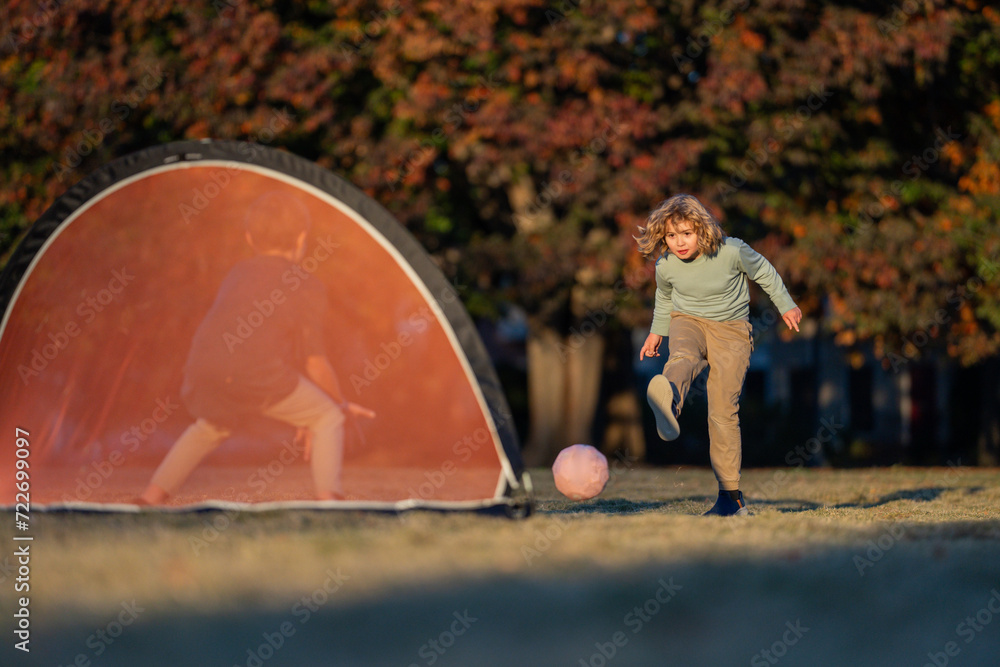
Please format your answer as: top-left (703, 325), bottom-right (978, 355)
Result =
top-left (552, 444), bottom-right (609, 500)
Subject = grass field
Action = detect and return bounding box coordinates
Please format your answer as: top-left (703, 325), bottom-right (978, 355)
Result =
top-left (4, 465), bottom-right (1000, 666)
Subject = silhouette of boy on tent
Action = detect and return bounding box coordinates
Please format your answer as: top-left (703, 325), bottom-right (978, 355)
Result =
top-left (139, 191), bottom-right (374, 504)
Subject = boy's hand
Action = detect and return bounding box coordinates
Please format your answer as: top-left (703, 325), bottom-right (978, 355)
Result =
top-left (344, 402), bottom-right (376, 419)
top-left (639, 333), bottom-right (663, 360)
top-left (296, 426), bottom-right (314, 462)
top-left (783, 307), bottom-right (802, 332)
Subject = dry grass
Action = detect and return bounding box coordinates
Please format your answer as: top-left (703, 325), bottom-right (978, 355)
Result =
top-left (4, 466), bottom-right (1000, 666)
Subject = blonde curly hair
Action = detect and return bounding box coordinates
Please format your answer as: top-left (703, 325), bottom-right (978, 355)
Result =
top-left (635, 194), bottom-right (726, 259)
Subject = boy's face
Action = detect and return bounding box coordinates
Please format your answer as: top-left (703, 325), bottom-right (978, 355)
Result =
top-left (665, 222), bottom-right (699, 260)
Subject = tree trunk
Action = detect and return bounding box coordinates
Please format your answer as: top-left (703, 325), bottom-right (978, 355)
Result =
top-left (524, 327), bottom-right (565, 466)
top-left (978, 357), bottom-right (1000, 465)
top-left (599, 329), bottom-right (645, 463)
top-left (522, 325), bottom-right (605, 466)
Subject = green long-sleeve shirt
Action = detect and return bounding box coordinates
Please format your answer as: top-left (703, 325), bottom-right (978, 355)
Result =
top-left (650, 237), bottom-right (797, 336)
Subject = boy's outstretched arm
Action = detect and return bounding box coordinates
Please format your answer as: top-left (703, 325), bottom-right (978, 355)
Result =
top-left (737, 241), bottom-right (801, 333)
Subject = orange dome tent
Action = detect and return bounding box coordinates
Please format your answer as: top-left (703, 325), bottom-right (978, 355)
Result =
top-left (0, 140), bottom-right (530, 515)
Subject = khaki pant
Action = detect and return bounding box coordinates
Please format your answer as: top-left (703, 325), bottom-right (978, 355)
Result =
top-left (149, 376), bottom-right (346, 497)
top-left (661, 313), bottom-right (753, 491)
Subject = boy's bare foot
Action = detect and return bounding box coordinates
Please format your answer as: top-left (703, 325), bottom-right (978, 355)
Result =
top-left (138, 484), bottom-right (169, 505)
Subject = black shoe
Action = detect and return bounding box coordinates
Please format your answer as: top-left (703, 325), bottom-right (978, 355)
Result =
top-left (703, 491), bottom-right (749, 516)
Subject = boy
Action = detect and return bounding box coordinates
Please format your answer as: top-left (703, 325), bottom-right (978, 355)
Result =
top-left (635, 194), bottom-right (801, 516)
top-left (139, 191), bottom-right (373, 504)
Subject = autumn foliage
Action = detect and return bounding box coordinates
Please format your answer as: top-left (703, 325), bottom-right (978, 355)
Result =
top-left (2, 0), bottom-right (999, 369)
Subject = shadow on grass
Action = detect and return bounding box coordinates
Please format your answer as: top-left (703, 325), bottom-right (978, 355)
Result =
top-left (543, 495), bottom-right (779, 516)
top-left (24, 543), bottom-right (1000, 667)
top-left (767, 486), bottom-right (986, 513)
top-left (544, 498), bottom-right (674, 515)
top-left (542, 485), bottom-right (989, 517)
top-left (751, 498), bottom-right (823, 513)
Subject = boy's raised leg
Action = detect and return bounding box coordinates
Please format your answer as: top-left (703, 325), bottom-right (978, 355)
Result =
top-left (649, 314), bottom-right (708, 441)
